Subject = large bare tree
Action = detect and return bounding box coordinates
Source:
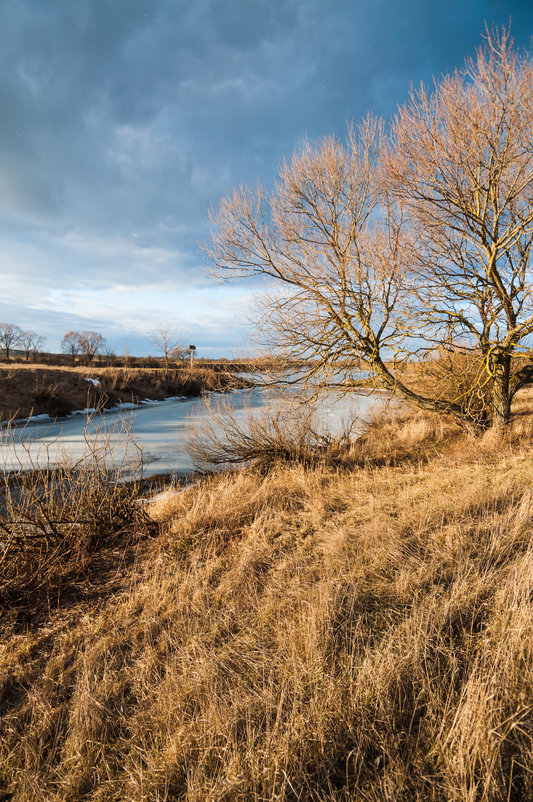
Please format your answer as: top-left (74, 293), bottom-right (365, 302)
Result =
top-left (386, 27), bottom-right (533, 427)
top-left (206, 29), bottom-right (532, 429)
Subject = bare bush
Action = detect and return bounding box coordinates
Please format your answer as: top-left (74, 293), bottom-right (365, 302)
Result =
top-left (187, 398), bottom-right (358, 471)
top-left (0, 418), bottom-right (151, 602)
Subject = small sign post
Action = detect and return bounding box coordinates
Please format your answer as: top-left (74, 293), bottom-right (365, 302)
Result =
top-left (188, 344), bottom-right (196, 366)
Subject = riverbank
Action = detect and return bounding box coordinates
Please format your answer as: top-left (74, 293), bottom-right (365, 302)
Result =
top-left (0, 363), bottom-right (250, 422)
top-left (1, 400), bottom-right (532, 800)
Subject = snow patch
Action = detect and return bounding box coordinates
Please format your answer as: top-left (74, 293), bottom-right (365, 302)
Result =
top-left (1, 412), bottom-right (61, 428)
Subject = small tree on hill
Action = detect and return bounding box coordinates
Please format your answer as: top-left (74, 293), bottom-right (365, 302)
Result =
top-left (78, 331), bottom-right (106, 364)
top-left (20, 331), bottom-right (45, 362)
top-left (61, 331), bottom-right (82, 366)
top-left (0, 323), bottom-right (23, 362)
top-left (147, 323), bottom-right (182, 377)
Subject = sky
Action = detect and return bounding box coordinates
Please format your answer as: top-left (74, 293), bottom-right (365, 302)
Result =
top-left (0, 0), bottom-right (531, 358)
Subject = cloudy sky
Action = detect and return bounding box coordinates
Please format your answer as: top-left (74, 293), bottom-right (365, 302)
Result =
top-left (0, 0), bottom-right (531, 357)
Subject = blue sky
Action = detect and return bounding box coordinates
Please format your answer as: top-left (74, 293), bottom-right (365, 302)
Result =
top-left (0, 0), bottom-right (531, 357)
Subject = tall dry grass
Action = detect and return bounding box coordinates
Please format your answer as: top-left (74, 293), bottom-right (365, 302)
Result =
top-left (0, 405), bottom-right (532, 800)
top-left (0, 420), bottom-right (153, 611)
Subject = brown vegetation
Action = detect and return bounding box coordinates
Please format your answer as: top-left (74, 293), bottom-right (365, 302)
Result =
top-left (1, 391), bottom-right (532, 800)
top-left (0, 364), bottom-right (249, 421)
top-left (0, 426), bottom-right (154, 615)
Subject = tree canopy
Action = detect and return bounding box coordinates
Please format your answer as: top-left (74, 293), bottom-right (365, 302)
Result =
top-left (206, 29), bottom-right (533, 429)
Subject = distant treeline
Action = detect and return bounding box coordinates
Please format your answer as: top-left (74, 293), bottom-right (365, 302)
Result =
top-left (0, 351), bottom-right (292, 372)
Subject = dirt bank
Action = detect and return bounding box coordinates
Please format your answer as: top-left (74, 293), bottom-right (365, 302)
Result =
top-left (0, 364), bottom-right (249, 421)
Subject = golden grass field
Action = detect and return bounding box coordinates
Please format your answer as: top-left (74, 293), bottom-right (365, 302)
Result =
top-left (0, 394), bottom-right (532, 800)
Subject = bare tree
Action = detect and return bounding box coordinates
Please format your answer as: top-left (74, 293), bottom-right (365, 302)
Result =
top-left (147, 323), bottom-right (182, 376)
top-left (0, 323), bottom-right (23, 362)
top-left (61, 331), bottom-right (81, 366)
top-left (385, 27), bottom-right (533, 427)
top-left (206, 29), bottom-right (533, 430)
top-left (78, 331), bottom-right (106, 364)
top-left (170, 345), bottom-right (190, 363)
top-left (103, 345), bottom-right (117, 367)
top-left (20, 330), bottom-right (45, 362)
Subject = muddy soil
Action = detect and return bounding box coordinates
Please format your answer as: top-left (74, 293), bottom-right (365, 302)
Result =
top-left (0, 364), bottom-right (247, 421)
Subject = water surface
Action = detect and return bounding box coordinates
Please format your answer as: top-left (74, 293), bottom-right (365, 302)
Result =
top-left (0, 386), bottom-right (381, 476)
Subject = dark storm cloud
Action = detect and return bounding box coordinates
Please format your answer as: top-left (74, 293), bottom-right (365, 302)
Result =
top-left (0, 0), bottom-right (531, 351)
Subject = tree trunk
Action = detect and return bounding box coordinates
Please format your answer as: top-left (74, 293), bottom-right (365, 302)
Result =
top-left (491, 354), bottom-right (511, 429)
top-left (372, 356), bottom-right (478, 428)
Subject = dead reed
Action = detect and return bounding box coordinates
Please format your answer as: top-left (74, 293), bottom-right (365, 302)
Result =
top-left (0, 418), bottom-right (152, 610)
top-left (0, 365), bottom-right (249, 421)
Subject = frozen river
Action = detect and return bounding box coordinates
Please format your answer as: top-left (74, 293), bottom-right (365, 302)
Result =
top-left (0, 385), bottom-right (382, 477)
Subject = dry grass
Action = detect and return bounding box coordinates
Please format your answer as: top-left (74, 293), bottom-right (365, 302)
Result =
top-left (0, 365), bottom-right (247, 421)
top-left (186, 401), bottom-right (360, 471)
top-left (0, 402), bottom-right (532, 800)
top-left (0, 423), bottom-right (155, 617)
top-left (186, 395), bottom-right (465, 474)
